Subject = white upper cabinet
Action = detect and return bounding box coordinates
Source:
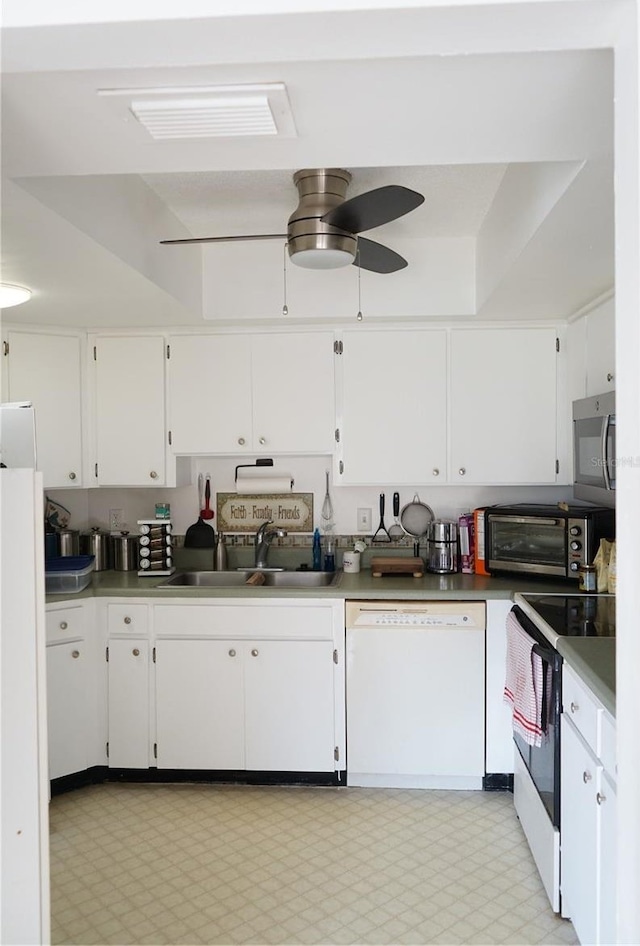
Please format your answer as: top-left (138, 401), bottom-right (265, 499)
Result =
top-left (168, 331), bottom-right (335, 455)
top-left (93, 335), bottom-right (167, 486)
top-left (449, 327), bottom-right (559, 484)
top-left (585, 297), bottom-right (615, 396)
top-left (337, 329), bottom-right (447, 484)
top-left (4, 331), bottom-right (84, 487)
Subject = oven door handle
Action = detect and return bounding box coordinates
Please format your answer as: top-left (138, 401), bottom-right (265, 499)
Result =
top-left (602, 414), bottom-right (614, 490)
top-left (532, 642), bottom-right (556, 663)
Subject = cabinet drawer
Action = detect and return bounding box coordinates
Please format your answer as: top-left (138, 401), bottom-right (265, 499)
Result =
top-left (599, 710), bottom-right (616, 778)
top-left (107, 603), bottom-right (149, 634)
top-left (563, 664), bottom-right (600, 750)
top-left (153, 603), bottom-right (334, 639)
top-left (46, 605), bottom-right (85, 643)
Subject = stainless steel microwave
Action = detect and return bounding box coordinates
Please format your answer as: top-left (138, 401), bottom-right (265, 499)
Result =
top-left (485, 504), bottom-right (615, 580)
top-left (573, 391), bottom-right (616, 508)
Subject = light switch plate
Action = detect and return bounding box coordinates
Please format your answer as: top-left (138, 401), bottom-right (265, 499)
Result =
top-left (357, 507), bottom-right (372, 532)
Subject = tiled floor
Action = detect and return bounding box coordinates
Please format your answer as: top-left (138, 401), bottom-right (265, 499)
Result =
top-left (49, 783), bottom-right (578, 946)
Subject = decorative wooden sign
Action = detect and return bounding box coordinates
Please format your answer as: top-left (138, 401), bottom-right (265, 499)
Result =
top-left (217, 493), bottom-right (314, 533)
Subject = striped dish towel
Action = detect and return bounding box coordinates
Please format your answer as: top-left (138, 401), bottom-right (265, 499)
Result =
top-left (503, 609), bottom-right (544, 747)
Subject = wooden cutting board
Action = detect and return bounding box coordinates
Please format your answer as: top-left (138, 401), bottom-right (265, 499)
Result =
top-left (371, 556), bottom-right (424, 578)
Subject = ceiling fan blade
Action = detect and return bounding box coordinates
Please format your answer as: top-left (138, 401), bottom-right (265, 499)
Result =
top-left (322, 185), bottom-right (424, 234)
top-left (160, 234), bottom-right (287, 245)
top-left (354, 237), bottom-right (408, 274)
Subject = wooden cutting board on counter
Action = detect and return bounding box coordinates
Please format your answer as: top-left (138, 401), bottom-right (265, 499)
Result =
top-left (371, 556), bottom-right (424, 578)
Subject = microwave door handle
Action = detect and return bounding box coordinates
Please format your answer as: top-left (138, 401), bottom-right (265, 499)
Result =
top-left (602, 415), bottom-right (613, 490)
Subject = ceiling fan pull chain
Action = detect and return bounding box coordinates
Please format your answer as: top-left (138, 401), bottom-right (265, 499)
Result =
top-left (356, 248), bottom-right (363, 321)
top-left (282, 241), bottom-right (289, 316)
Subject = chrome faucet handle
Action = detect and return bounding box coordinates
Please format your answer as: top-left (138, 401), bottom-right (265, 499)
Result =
top-left (255, 520), bottom-right (274, 542)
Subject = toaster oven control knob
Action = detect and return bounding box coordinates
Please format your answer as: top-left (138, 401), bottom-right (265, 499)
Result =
top-left (570, 561), bottom-right (580, 571)
top-left (569, 526), bottom-right (581, 536)
top-left (570, 540), bottom-right (582, 551)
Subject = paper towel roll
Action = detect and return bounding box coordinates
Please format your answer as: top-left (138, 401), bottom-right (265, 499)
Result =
top-left (236, 476), bottom-right (294, 494)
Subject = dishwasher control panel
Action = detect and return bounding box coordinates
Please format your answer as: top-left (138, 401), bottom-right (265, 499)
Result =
top-left (346, 600), bottom-right (485, 629)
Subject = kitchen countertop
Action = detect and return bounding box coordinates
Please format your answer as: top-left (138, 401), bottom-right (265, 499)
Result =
top-left (557, 637), bottom-right (616, 717)
top-left (46, 569), bottom-right (577, 602)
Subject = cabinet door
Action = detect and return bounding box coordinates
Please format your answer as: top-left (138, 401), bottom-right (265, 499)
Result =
top-left (107, 638), bottom-right (150, 768)
top-left (244, 640), bottom-right (335, 772)
top-left (560, 715), bottom-right (599, 943)
top-left (168, 334), bottom-right (252, 454)
top-left (251, 333), bottom-right (335, 454)
top-left (586, 298), bottom-right (615, 396)
top-left (6, 331), bottom-right (83, 488)
top-left (598, 769), bottom-right (617, 946)
top-left (450, 327), bottom-right (558, 483)
top-left (46, 641), bottom-right (89, 779)
top-left (338, 329), bottom-right (447, 483)
top-left (94, 335), bottom-right (166, 485)
top-left (155, 639), bottom-right (244, 769)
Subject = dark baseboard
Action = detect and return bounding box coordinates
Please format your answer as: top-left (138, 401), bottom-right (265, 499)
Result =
top-left (51, 767), bottom-right (344, 795)
top-left (483, 773), bottom-right (514, 792)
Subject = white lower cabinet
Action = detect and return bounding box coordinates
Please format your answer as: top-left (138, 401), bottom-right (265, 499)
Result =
top-left (46, 602), bottom-right (96, 780)
top-left (155, 637), bottom-right (336, 772)
top-left (561, 664), bottom-right (616, 945)
top-left (46, 640), bottom-right (90, 780)
top-left (107, 638), bottom-right (150, 769)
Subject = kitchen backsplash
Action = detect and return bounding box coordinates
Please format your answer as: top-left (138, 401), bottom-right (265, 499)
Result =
top-left (46, 454), bottom-right (574, 537)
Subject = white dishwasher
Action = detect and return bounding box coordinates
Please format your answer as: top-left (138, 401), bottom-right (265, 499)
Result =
top-left (346, 600), bottom-right (486, 789)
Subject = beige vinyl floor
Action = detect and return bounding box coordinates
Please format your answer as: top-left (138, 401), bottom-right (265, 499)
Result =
top-left (49, 782), bottom-right (579, 946)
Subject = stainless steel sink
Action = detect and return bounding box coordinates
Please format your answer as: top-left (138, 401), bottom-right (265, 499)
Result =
top-left (156, 570), bottom-right (341, 589)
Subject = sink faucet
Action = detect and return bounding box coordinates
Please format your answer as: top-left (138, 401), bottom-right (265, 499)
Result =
top-left (255, 520), bottom-right (288, 568)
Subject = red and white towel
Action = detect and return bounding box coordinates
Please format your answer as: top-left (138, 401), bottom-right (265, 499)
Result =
top-left (503, 610), bottom-right (545, 747)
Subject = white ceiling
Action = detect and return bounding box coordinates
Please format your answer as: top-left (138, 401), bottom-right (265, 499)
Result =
top-left (0, 1), bottom-right (616, 328)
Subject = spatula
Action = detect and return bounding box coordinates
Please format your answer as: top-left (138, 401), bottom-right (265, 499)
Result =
top-left (202, 474), bottom-right (214, 520)
top-left (372, 492), bottom-right (391, 543)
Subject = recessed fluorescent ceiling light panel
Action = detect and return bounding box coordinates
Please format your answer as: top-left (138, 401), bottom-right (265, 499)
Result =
top-left (98, 83), bottom-right (296, 140)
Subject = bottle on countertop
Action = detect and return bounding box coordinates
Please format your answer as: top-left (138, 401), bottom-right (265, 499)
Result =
top-left (323, 535), bottom-right (336, 573)
top-left (312, 528), bottom-right (322, 570)
top-left (215, 532), bottom-right (228, 571)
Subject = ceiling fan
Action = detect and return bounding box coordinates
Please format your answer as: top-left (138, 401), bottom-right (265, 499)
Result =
top-left (160, 168), bottom-right (424, 273)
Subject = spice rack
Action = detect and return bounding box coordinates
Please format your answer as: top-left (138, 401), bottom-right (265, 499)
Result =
top-left (137, 520), bottom-right (174, 577)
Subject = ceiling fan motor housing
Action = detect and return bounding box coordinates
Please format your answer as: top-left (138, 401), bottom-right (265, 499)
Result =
top-left (287, 168), bottom-right (358, 267)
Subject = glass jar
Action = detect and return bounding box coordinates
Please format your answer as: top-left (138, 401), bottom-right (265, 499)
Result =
top-left (578, 563), bottom-right (597, 592)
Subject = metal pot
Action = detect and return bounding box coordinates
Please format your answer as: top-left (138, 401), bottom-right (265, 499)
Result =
top-left (58, 529), bottom-right (80, 556)
top-left (80, 527), bottom-right (112, 571)
top-left (111, 532), bottom-right (139, 571)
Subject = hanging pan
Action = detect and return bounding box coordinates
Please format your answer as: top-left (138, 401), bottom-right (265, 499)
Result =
top-left (399, 493), bottom-right (435, 557)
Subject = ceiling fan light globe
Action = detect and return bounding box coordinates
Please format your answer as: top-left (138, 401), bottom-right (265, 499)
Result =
top-left (290, 247), bottom-right (354, 269)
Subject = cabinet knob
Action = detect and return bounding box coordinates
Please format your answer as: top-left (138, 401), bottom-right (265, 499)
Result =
top-left (251, 648), bottom-right (259, 657)
top-left (124, 616), bottom-right (132, 625)
top-left (132, 648), bottom-right (140, 657)
top-left (432, 468), bottom-right (440, 476)
top-left (596, 792), bottom-right (606, 805)
top-left (228, 649), bottom-right (236, 657)
top-left (68, 471), bottom-right (77, 480)
top-left (583, 770), bottom-right (592, 783)
top-left (238, 437), bottom-right (246, 446)
top-left (607, 373), bottom-right (614, 382)
top-left (71, 649), bottom-right (80, 659)
top-left (458, 468), bottom-right (466, 476)
top-left (259, 437), bottom-right (266, 445)
top-left (570, 701), bottom-right (579, 714)
top-left (149, 471), bottom-right (158, 479)
top-left (59, 621), bottom-right (68, 630)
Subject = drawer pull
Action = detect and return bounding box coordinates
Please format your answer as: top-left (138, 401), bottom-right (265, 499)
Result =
top-left (251, 648), bottom-right (259, 657)
top-left (458, 467), bottom-right (466, 476)
top-left (149, 471), bottom-right (158, 479)
top-left (228, 649), bottom-right (236, 657)
top-left (238, 437), bottom-right (246, 446)
top-left (132, 648), bottom-right (140, 657)
top-left (59, 621), bottom-right (68, 630)
top-left (259, 437), bottom-right (266, 445)
top-left (124, 617), bottom-right (132, 625)
top-left (583, 770), bottom-right (592, 783)
top-left (596, 792), bottom-right (606, 805)
top-left (432, 468), bottom-right (440, 476)
top-left (71, 650), bottom-right (80, 659)
top-left (570, 701), bottom-right (579, 714)
top-left (68, 471), bottom-right (77, 480)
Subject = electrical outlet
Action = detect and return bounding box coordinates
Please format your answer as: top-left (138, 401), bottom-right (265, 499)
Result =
top-left (109, 508), bottom-right (123, 532)
top-left (357, 507), bottom-right (372, 532)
